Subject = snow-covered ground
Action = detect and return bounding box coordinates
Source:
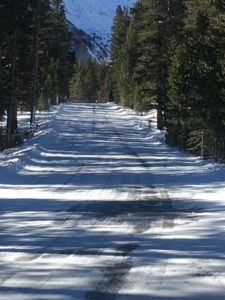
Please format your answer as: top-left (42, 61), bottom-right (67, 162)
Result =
top-left (0, 102), bottom-right (225, 299)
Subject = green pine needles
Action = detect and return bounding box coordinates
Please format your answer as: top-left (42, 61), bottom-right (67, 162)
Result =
top-left (110, 0), bottom-right (225, 161)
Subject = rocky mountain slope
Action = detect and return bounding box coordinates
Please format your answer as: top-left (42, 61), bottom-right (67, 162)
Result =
top-left (64, 0), bottom-right (136, 62)
top-left (68, 21), bottom-right (108, 63)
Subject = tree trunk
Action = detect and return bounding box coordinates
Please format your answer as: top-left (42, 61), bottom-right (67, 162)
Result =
top-left (7, 27), bottom-right (18, 141)
top-left (200, 129), bottom-right (204, 158)
top-left (157, 108), bottom-right (164, 130)
top-left (30, 3), bottom-right (38, 126)
top-left (56, 93), bottom-right (59, 105)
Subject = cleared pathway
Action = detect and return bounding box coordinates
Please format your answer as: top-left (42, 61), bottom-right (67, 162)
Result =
top-left (0, 103), bottom-right (224, 299)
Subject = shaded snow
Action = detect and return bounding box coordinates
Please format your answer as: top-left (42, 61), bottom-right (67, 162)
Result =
top-left (0, 102), bottom-right (225, 299)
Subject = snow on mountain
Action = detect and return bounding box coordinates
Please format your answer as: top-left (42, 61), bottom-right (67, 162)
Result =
top-left (68, 21), bottom-right (108, 63)
top-left (64, 0), bottom-right (137, 44)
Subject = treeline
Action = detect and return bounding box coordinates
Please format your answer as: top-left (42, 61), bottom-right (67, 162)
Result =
top-left (0, 0), bottom-right (75, 147)
top-left (3, 0), bottom-right (225, 161)
top-left (69, 60), bottom-right (112, 103)
top-left (110, 0), bottom-right (225, 161)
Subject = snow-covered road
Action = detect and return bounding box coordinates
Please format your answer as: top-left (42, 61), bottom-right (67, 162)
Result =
top-left (0, 103), bottom-right (225, 299)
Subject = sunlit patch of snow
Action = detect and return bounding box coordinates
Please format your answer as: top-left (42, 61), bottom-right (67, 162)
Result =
top-left (0, 102), bottom-right (225, 299)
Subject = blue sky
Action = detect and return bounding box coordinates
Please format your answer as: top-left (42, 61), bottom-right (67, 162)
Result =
top-left (64, 0), bottom-right (137, 36)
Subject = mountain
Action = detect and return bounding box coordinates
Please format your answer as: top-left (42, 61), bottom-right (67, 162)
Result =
top-left (64, 0), bottom-right (136, 61)
top-left (64, 0), bottom-right (136, 37)
top-left (68, 21), bottom-right (108, 63)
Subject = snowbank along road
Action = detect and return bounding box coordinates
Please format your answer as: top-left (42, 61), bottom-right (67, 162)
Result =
top-left (0, 103), bottom-right (225, 299)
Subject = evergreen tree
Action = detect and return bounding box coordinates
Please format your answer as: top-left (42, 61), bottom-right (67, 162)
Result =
top-left (129, 0), bottom-right (158, 112)
top-left (111, 5), bottom-right (130, 62)
top-left (85, 60), bottom-right (99, 102)
top-left (0, 1), bottom-right (11, 119)
top-left (129, 0), bottom-right (185, 120)
top-left (69, 61), bottom-right (86, 102)
top-left (167, 0), bottom-right (225, 159)
top-left (5, 1), bottom-right (28, 140)
top-left (42, 0), bottom-right (74, 105)
top-left (69, 60), bottom-right (112, 103)
top-left (110, 5), bottom-right (130, 104)
top-left (0, 0), bottom-right (75, 147)
top-left (96, 62), bottom-right (112, 103)
top-left (108, 0), bottom-right (225, 160)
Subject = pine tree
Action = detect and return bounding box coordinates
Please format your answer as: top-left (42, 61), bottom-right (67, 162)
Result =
top-left (167, 0), bottom-right (225, 159)
top-left (110, 5), bottom-right (130, 104)
top-left (69, 61), bottom-right (85, 101)
top-left (96, 62), bottom-right (112, 103)
top-left (70, 60), bottom-right (112, 104)
top-left (0, 1), bottom-right (11, 120)
top-left (111, 5), bottom-right (130, 62)
top-left (84, 60), bottom-right (98, 102)
top-left (43, 0), bottom-right (73, 104)
top-left (0, 0), bottom-right (75, 147)
top-left (5, 1), bottom-right (27, 140)
top-left (130, 0), bottom-right (158, 112)
top-left (30, 0), bottom-right (39, 125)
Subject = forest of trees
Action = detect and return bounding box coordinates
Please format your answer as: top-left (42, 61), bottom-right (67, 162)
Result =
top-left (2, 0), bottom-right (225, 161)
top-left (109, 0), bottom-right (225, 161)
top-left (0, 0), bottom-right (75, 148)
top-left (69, 60), bottom-right (112, 103)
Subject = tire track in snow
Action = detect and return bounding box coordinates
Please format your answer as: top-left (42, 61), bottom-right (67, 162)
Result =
top-left (85, 243), bottom-right (139, 300)
top-left (0, 105), bottom-right (131, 289)
top-left (0, 105), bottom-right (99, 287)
top-left (0, 104), bottom-right (192, 297)
top-left (82, 107), bottom-right (175, 299)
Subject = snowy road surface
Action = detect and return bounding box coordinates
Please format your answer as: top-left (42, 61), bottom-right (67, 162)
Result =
top-left (0, 103), bottom-right (225, 299)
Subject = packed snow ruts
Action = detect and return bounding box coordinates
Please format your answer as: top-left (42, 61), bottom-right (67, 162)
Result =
top-left (0, 103), bottom-right (225, 299)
